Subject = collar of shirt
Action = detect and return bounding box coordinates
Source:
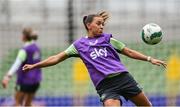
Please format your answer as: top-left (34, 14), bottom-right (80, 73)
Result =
top-left (24, 41), bottom-right (34, 47)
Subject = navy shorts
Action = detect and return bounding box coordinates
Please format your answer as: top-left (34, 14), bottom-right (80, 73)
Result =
top-left (96, 72), bottom-right (142, 103)
top-left (15, 83), bottom-right (40, 93)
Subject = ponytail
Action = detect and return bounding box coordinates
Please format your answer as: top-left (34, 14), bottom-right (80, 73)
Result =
top-left (22, 27), bottom-right (38, 41)
top-left (31, 31), bottom-right (38, 41)
top-left (83, 16), bottom-right (88, 31)
top-left (83, 14), bottom-right (99, 31)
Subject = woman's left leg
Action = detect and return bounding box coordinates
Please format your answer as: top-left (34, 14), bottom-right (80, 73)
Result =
top-left (129, 91), bottom-right (152, 106)
top-left (24, 93), bottom-right (35, 106)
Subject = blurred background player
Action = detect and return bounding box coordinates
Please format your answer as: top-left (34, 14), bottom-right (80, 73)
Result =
top-left (22, 11), bottom-right (166, 106)
top-left (1, 27), bottom-right (42, 106)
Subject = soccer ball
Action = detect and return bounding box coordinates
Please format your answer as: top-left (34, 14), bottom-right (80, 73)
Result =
top-left (141, 23), bottom-right (163, 45)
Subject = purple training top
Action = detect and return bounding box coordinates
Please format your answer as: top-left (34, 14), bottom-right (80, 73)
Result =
top-left (17, 42), bottom-right (42, 85)
top-left (73, 33), bottom-right (128, 87)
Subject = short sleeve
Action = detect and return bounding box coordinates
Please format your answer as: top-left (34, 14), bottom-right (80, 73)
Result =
top-left (17, 49), bottom-right (27, 62)
top-left (64, 44), bottom-right (79, 57)
top-left (110, 38), bottom-right (125, 52)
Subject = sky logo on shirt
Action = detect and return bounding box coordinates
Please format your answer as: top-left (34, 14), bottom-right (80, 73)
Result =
top-left (90, 48), bottom-right (107, 59)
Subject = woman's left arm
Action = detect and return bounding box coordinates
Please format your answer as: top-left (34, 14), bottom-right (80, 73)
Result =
top-left (121, 47), bottom-right (167, 67)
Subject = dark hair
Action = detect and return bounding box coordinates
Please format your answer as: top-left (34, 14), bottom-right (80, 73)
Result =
top-left (83, 14), bottom-right (99, 31)
top-left (22, 27), bottom-right (33, 41)
top-left (22, 27), bottom-right (38, 41)
top-left (31, 31), bottom-right (38, 41)
top-left (83, 11), bottom-right (109, 31)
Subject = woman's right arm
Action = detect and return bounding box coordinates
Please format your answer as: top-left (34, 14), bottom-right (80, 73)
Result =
top-left (23, 52), bottom-right (68, 71)
top-left (23, 44), bottom-right (79, 71)
top-left (2, 49), bottom-right (26, 88)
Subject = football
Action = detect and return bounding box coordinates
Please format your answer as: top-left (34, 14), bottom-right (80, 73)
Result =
top-left (141, 23), bottom-right (162, 45)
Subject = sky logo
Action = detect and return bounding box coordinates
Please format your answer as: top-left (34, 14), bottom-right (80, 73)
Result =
top-left (90, 48), bottom-right (107, 59)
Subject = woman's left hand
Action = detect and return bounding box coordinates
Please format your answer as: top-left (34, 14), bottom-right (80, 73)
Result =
top-left (150, 58), bottom-right (167, 68)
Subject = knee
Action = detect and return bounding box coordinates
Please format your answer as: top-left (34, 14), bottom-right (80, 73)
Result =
top-left (103, 99), bottom-right (121, 106)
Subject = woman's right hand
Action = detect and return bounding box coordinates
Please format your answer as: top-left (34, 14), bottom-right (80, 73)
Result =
top-left (22, 64), bottom-right (34, 71)
top-left (1, 75), bottom-right (11, 89)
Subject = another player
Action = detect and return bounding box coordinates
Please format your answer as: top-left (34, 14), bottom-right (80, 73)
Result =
top-left (22, 11), bottom-right (166, 106)
top-left (1, 27), bottom-right (42, 106)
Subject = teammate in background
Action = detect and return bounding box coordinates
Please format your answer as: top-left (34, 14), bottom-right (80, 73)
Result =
top-left (22, 11), bottom-right (166, 106)
top-left (1, 27), bottom-right (42, 106)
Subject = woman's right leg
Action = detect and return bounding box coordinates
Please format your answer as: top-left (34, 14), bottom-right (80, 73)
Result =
top-left (14, 91), bottom-right (25, 106)
top-left (129, 92), bottom-right (152, 106)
